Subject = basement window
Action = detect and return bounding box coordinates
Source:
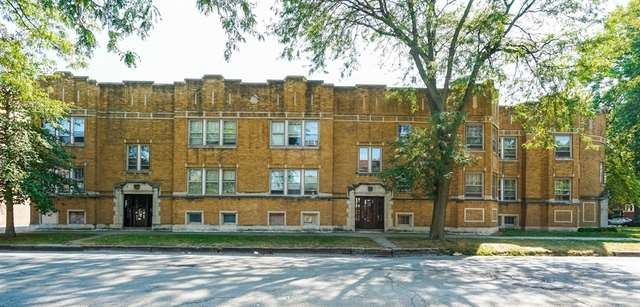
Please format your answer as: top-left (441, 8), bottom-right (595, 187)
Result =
top-left (68, 210), bottom-right (85, 225)
top-left (221, 212), bottom-right (237, 225)
top-left (186, 211), bottom-right (203, 225)
top-left (268, 212), bottom-right (285, 226)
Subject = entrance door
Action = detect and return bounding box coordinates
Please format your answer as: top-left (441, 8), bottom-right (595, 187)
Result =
top-left (124, 194), bottom-right (152, 227)
top-left (355, 196), bottom-right (385, 230)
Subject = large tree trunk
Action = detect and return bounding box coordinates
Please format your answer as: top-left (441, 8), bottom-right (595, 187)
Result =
top-left (430, 176), bottom-right (451, 240)
top-left (4, 196), bottom-right (16, 238)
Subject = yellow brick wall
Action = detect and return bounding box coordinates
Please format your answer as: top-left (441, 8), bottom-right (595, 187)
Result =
top-left (33, 73), bottom-right (605, 231)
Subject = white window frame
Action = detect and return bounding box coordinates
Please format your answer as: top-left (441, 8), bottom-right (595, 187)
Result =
top-left (45, 117), bottom-right (85, 145)
top-left (270, 119), bottom-right (320, 148)
top-left (554, 178), bottom-right (572, 202)
top-left (67, 210), bottom-right (86, 225)
top-left (185, 211), bottom-right (204, 225)
top-left (499, 214), bottom-right (519, 228)
top-left (554, 134), bottom-right (572, 160)
top-left (499, 136), bottom-right (517, 160)
top-left (300, 211), bottom-right (320, 228)
top-left (269, 169), bottom-right (319, 196)
top-left (126, 144), bottom-right (150, 171)
top-left (267, 211), bottom-right (287, 226)
top-left (219, 211), bottom-right (238, 225)
top-left (188, 119), bottom-right (236, 147)
top-left (186, 168), bottom-right (236, 195)
top-left (358, 146), bottom-right (382, 174)
top-left (57, 167), bottom-right (85, 194)
top-left (395, 212), bottom-right (414, 228)
top-left (465, 124), bottom-right (484, 150)
top-left (398, 124), bottom-right (412, 138)
top-left (464, 172), bottom-right (484, 199)
top-left (499, 177), bottom-right (517, 201)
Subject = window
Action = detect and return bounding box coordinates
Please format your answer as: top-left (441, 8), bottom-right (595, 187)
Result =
top-left (270, 122), bottom-right (285, 146)
top-left (464, 173), bottom-right (483, 198)
top-left (187, 169), bottom-right (235, 195)
top-left (57, 167), bottom-right (84, 194)
top-left (492, 173), bottom-right (499, 200)
top-left (68, 210), bottom-right (85, 225)
top-left (600, 162), bottom-right (605, 185)
top-left (44, 117), bottom-right (85, 145)
top-left (268, 212), bottom-right (285, 226)
top-left (301, 212), bottom-right (320, 227)
top-left (500, 137), bottom-right (517, 160)
top-left (186, 211), bottom-right (203, 225)
top-left (499, 178), bottom-right (517, 201)
top-left (554, 178), bottom-right (571, 201)
top-left (499, 215), bottom-right (518, 228)
top-left (358, 146), bottom-right (382, 174)
top-left (287, 170), bottom-right (301, 195)
top-left (554, 134), bottom-right (572, 159)
top-left (492, 126), bottom-right (498, 153)
top-left (398, 124), bottom-right (412, 138)
top-left (465, 124), bottom-right (483, 150)
top-left (127, 144), bottom-right (150, 171)
top-left (188, 119), bottom-right (236, 146)
top-left (221, 212), bottom-right (237, 225)
top-left (396, 213), bottom-right (413, 227)
top-left (271, 120), bottom-right (319, 147)
top-left (271, 169), bottom-right (318, 196)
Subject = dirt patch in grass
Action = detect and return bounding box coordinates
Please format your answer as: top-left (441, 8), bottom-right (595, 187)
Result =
top-left (0, 232), bottom-right (95, 245)
top-left (83, 233), bottom-right (381, 249)
top-left (389, 237), bottom-right (640, 256)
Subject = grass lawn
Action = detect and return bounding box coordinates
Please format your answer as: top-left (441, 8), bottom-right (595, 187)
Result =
top-left (389, 237), bottom-right (640, 256)
top-left (501, 227), bottom-right (640, 238)
top-left (83, 233), bottom-right (380, 249)
top-left (0, 232), bottom-right (95, 245)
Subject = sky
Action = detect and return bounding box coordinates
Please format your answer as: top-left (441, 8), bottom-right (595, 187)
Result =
top-left (64, 0), bottom-right (630, 87)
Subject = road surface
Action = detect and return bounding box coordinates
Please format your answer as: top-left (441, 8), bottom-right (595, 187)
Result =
top-left (0, 251), bottom-right (639, 306)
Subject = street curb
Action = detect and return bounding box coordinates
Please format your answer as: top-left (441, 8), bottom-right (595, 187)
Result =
top-left (612, 251), bottom-right (640, 257)
top-left (0, 244), bottom-right (441, 257)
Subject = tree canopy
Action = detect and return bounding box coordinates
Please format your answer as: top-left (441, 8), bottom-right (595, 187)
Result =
top-left (577, 0), bottom-right (640, 209)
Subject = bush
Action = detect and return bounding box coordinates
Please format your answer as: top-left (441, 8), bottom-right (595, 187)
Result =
top-left (578, 227), bottom-right (621, 233)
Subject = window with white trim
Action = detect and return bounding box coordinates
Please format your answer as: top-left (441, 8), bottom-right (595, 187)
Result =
top-left (492, 173), bottom-right (499, 200)
top-left (57, 167), bottom-right (85, 194)
top-left (396, 213), bottom-right (413, 227)
top-left (398, 124), bottom-right (412, 138)
top-left (464, 172), bottom-right (483, 198)
top-left (358, 146), bottom-right (382, 174)
top-left (188, 119), bottom-right (236, 146)
top-left (554, 134), bottom-right (572, 159)
top-left (221, 212), bottom-right (237, 225)
top-left (492, 126), bottom-right (498, 153)
top-left (270, 169), bottom-right (318, 196)
top-left (554, 178), bottom-right (571, 201)
top-left (187, 168), bottom-right (236, 195)
top-left (127, 144), bottom-right (150, 171)
top-left (44, 117), bottom-right (85, 145)
top-left (268, 212), bottom-right (285, 226)
top-left (499, 178), bottom-right (517, 201)
top-left (186, 211), bottom-right (203, 224)
top-left (499, 137), bottom-right (517, 160)
top-left (465, 124), bottom-right (483, 150)
top-left (68, 210), bottom-right (85, 224)
top-left (270, 120), bottom-right (319, 147)
top-left (302, 212), bottom-right (320, 226)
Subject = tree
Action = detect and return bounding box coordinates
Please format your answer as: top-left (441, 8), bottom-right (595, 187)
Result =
top-left (0, 0), bottom-right (161, 237)
top-left (576, 0), bottom-right (640, 215)
top-left (206, 0), bottom-right (600, 239)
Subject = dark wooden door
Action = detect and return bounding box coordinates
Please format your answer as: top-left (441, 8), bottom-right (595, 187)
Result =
top-left (124, 194), bottom-right (152, 227)
top-left (355, 196), bottom-right (384, 229)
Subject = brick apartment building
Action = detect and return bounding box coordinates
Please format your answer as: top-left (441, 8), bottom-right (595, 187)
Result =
top-left (31, 73), bottom-right (608, 233)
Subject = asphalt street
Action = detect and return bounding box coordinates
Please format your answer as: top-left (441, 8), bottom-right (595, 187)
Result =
top-left (0, 251), bottom-right (639, 306)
